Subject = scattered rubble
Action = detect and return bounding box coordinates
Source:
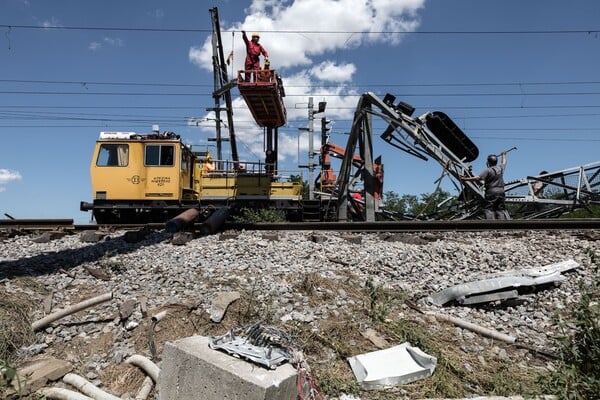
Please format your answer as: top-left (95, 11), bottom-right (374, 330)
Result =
top-left (209, 291), bottom-right (241, 323)
top-left (348, 342), bottom-right (437, 389)
top-left (0, 228), bottom-right (597, 398)
top-left (430, 259), bottom-right (579, 306)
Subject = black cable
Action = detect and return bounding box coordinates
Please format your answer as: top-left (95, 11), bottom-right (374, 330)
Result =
top-left (1, 24), bottom-right (598, 35)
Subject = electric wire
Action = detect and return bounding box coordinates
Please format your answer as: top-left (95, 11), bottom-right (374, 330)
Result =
top-left (1, 78), bottom-right (598, 144)
top-left (1, 24), bottom-right (598, 35)
top-left (2, 90), bottom-right (600, 97)
top-left (2, 78), bottom-right (600, 88)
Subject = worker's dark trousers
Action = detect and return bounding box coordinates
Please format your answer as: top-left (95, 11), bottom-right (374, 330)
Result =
top-left (483, 192), bottom-right (511, 220)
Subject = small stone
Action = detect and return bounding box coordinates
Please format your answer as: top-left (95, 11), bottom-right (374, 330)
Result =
top-left (86, 371), bottom-right (99, 380)
top-left (125, 321), bottom-right (139, 331)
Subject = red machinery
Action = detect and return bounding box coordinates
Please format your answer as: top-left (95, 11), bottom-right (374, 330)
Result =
top-left (237, 62), bottom-right (287, 173)
top-left (237, 65), bottom-right (287, 128)
top-left (318, 141), bottom-right (383, 202)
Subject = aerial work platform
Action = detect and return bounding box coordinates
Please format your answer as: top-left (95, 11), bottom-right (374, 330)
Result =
top-left (237, 70), bottom-right (287, 128)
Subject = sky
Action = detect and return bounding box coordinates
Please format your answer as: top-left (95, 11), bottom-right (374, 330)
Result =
top-left (1, 0), bottom-right (599, 223)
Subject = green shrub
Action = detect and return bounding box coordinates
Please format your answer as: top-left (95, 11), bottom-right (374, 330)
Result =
top-left (232, 207), bottom-right (286, 223)
top-left (536, 256), bottom-right (600, 399)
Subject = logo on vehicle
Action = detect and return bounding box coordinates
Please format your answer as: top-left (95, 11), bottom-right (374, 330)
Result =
top-left (127, 175), bottom-right (145, 184)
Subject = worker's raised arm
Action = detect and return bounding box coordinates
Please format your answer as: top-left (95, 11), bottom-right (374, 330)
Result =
top-left (242, 30), bottom-right (249, 45)
top-left (261, 46), bottom-right (269, 58)
top-left (501, 151), bottom-right (507, 168)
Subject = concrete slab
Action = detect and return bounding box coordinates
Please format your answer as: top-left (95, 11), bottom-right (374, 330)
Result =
top-left (9, 357), bottom-right (72, 396)
top-left (209, 291), bottom-right (241, 323)
top-left (159, 335), bottom-right (298, 400)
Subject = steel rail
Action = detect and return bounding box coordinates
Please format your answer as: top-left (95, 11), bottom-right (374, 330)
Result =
top-left (2, 218), bottom-right (600, 233)
top-left (0, 219), bottom-right (74, 230)
top-left (223, 219), bottom-right (600, 232)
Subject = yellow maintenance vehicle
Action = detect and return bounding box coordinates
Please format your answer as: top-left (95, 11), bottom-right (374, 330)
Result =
top-left (80, 129), bottom-right (303, 224)
top-left (80, 7), bottom-right (305, 224)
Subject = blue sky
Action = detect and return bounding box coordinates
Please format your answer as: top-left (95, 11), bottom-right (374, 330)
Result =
top-left (1, 0), bottom-right (599, 223)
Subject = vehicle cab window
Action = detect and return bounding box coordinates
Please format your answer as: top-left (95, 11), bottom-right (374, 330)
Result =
top-left (97, 144), bottom-right (129, 166)
top-left (145, 144), bottom-right (174, 166)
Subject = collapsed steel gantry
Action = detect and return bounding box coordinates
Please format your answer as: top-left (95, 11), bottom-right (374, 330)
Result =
top-left (334, 92), bottom-right (600, 221)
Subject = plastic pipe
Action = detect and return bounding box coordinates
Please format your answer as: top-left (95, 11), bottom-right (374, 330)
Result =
top-left (37, 387), bottom-right (94, 400)
top-left (151, 310), bottom-right (168, 323)
top-left (426, 311), bottom-right (516, 344)
top-left (63, 373), bottom-right (121, 400)
top-left (134, 376), bottom-right (154, 400)
top-left (32, 292), bottom-right (113, 331)
top-left (125, 355), bottom-right (160, 383)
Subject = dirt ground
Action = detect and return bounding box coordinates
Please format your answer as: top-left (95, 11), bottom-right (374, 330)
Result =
top-left (2, 270), bottom-right (556, 399)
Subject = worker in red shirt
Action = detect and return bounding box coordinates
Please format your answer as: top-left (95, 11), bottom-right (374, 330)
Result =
top-left (242, 31), bottom-right (269, 82)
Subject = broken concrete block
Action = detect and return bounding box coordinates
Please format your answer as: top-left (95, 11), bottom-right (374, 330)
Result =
top-left (171, 231), bottom-right (195, 245)
top-left (9, 357), bottom-right (72, 396)
top-left (261, 233), bottom-right (279, 241)
top-left (380, 233), bottom-right (429, 245)
top-left (119, 299), bottom-right (137, 321)
top-left (210, 291), bottom-right (240, 323)
top-left (42, 291), bottom-right (54, 313)
top-left (159, 335), bottom-right (298, 400)
top-left (360, 328), bottom-right (390, 349)
top-left (219, 232), bottom-right (240, 240)
top-left (84, 266), bottom-right (111, 281)
top-left (139, 296), bottom-right (148, 318)
top-left (31, 231), bottom-right (67, 243)
top-left (310, 234), bottom-right (327, 243)
top-left (341, 235), bottom-right (362, 244)
top-left (79, 231), bottom-right (106, 243)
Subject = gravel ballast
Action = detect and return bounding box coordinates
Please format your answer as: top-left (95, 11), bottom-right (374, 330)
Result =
top-left (1, 228), bottom-right (598, 397)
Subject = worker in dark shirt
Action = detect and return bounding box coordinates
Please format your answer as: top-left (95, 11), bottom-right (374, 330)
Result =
top-left (460, 151), bottom-right (510, 220)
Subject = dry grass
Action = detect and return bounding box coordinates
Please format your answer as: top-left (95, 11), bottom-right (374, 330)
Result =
top-left (101, 363), bottom-right (149, 397)
top-left (0, 288), bottom-right (37, 363)
top-left (2, 269), bottom-right (549, 399)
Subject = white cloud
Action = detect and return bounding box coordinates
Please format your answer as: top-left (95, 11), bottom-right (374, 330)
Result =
top-left (42, 17), bottom-right (62, 28)
top-left (89, 37), bottom-right (124, 51)
top-left (190, 0), bottom-right (424, 72)
top-left (89, 41), bottom-right (102, 51)
top-left (103, 37), bottom-right (124, 47)
top-left (308, 61), bottom-right (356, 83)
top-left (0, 169), bottom-right (22, 192)
top-left (188, 0), bottom-right (425, 164)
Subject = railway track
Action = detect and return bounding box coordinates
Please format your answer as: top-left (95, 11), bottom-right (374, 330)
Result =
top-left (2, 218), bottom-right (600, 234)
top-left (0, 219), bottom-right (77, 231)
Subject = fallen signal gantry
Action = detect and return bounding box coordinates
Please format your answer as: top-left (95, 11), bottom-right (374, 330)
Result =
top-left (328, 91), bottom-right (599, 221)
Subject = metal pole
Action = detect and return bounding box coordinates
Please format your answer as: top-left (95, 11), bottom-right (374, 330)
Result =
top-left (210, 8), bottom-right (223, 163)
top-left (308, 97), bottom-right (315, 200)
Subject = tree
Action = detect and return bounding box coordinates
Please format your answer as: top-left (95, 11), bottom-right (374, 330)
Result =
top-left (383, 191), bottom-right (418, 214)
top-left (383, 189), bottom-right (454, 217)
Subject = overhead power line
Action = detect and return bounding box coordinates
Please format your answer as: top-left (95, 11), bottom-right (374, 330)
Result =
top-left (1, 24), bottom-right (598, 35)
top-left (0, 79), bottom-right (211, 88)
top-left (2, 78), bottom-right (600, 88)
top-left (2, 90), bottom-right (600, 97)
top-left (3, 108), bottom-right (600, 124)
top-left (2, 104), bottom-right (600, 110)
